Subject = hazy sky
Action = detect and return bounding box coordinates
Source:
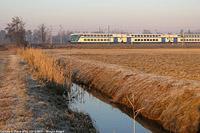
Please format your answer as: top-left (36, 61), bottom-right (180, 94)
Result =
top-left (0, 0), bottom-right (200, 33)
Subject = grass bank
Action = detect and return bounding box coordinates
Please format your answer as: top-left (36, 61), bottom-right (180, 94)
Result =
top-left (59, 55), bottom-right (200, 133)
top-left (18, 48), bottom-right (71, 95)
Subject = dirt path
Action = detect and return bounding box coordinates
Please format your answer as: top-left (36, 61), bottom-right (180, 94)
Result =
top-left (0, 54), bottom-right (96, 132)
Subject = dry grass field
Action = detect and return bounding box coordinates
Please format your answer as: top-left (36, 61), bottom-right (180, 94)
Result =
top-left (45, 48), bottom-right (200, 132)
top-left (46, 48), bottom-right (200, 81)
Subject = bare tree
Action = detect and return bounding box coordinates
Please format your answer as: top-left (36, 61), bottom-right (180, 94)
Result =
top-left (26, 30), bottom-right (32, 43)
top-left (38, 24), bottom-right (47, 45)
top-left (5, 17), bottom-right (27, 47)
top-left (32, 29), bottom-right (40, 44)
top-left (0, 30), bottom-right (6, 43)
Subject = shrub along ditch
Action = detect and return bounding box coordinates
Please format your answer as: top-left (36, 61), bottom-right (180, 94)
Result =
top-left (18, 48), bottom-right (71, 95)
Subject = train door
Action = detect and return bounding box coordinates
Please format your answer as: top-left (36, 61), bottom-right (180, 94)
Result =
top-left (127, 37), bottom-right (131, 43)
top-left (162, 37), bottom-right (166, 43)
top-left (174, 37), bottom-right (178, 43)
top-left (114, 37), bottom-right (118, 43)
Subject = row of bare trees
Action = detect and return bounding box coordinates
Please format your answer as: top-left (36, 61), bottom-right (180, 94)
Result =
top-left (2, 17), bottom-right (73, 47)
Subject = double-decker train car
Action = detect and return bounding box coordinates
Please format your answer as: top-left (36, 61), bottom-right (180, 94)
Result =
top-left (69, 33), bottom-right (200, 43)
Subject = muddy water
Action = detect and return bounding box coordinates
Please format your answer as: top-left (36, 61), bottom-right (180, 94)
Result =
top-left (68, 84), bottom-right (153, 133)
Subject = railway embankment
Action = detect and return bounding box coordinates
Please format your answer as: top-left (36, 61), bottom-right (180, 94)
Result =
top-left (60, 56), bottom-right (200, 133)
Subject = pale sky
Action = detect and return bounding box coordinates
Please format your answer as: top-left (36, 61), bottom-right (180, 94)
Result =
top-left (0, 0), bottom-right (200, 33)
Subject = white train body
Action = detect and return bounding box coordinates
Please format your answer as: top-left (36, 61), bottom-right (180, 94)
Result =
top-left (69, 33), bottom-right (200, 43)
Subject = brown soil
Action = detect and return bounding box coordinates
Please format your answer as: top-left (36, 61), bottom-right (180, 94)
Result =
top-left (0, 53), bottom-right (96, 132)
top-left (46, 49), bottom-right (200, 81)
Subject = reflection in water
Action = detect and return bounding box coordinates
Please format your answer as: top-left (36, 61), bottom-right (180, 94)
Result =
top-left (68, 84), bottom-right (146, 133)
top-left (68, 84), bottom-right (169, 133)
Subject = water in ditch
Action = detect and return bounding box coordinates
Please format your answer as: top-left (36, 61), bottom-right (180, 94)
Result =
top-left (68, 84), bottom-right (153, 133)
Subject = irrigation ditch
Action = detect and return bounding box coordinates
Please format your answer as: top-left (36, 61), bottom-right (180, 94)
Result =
top-left (18, 48), bottom-right (200, 133)
top-left (69, 83), bottom-right (170, 133)
top-left (60, 56), bottom-right (200, 133)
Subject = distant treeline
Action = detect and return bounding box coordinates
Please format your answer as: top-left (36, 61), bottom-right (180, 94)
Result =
top-left (0, 29), bottom-right (73, 44)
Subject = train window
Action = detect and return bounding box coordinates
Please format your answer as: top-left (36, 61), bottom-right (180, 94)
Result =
top-left (138, 35), bottom-right (140, 37)
top-left (91, 39), bottom-right (93, 41)
top-left (147, 35), bottom-right (149, 37)
top-left (91, 35), bottom-right (93, 37)
top-left (153, 35), bottom-right (155, 37)
top-left (192, 39), bottom-right (194, 41)
top-left (189, 39), bottom-right (191, 41)
top-left (94, 35), bottom-right (96, 37)
top-left (135, 35), bottom-right (138, 37)
top-left (104, 35), bottom-right (106, 37)
top-left (84, 39), bottom-right (86, 41)
top-left (144, 39), bottom-right (146, 41)
top-left (84, 35), bottom-right (87, 37)
top-left (107, 35), bottom-right (109, 37)
top-left (147, 39), bottom-right (149, 41)
top-left (181, 39), bottom-right (183, 41)
top-left (141, 39), bottom-right (143, 41)
top-left (98, 39), bottom-right (100, 41)
top-left (195, 39), bottom-right (197, 41)
top-left (131, 35), bottom-right (134, 37)
top-left (150, 35), bottom-right (152, 37)
top-left (94, 39), bottom-right (96, 41)
top-left (104, 39), bottom-right (107, 41)
top-left (144, 35), bottom-right (146, 37)
top-left (101, 35), bottom-right (103, 37)
top-left (88, 39), bottom-right (90, 41)
top-left (153, 39), bottom-right (155, 41)
top-left (138, 39), bottom-right (140, 41)
top-left (101, 39), bottom-right (103, 41)
top-left (150, 39), bottom-right (152, 41)
top-left (97, 35), bottom-right (99, 37)
top-left (135, 39), bottom-right (137, 41)
top-left (107, 39), bottom-right (110, 41)
top-left (156, 35), bottom-right (158, 37)
top-left (141, 35), bottom-right (143, 37)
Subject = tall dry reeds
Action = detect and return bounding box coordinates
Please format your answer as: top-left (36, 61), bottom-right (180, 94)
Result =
top-left (18, 48), bottom-right (70, 95)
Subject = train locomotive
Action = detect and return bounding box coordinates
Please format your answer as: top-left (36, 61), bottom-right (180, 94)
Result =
top-left (69, 33), bottom-right (200, 43)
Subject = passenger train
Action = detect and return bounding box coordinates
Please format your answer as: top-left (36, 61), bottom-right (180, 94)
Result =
top-left (69, 33), bottom-right (200, 43)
